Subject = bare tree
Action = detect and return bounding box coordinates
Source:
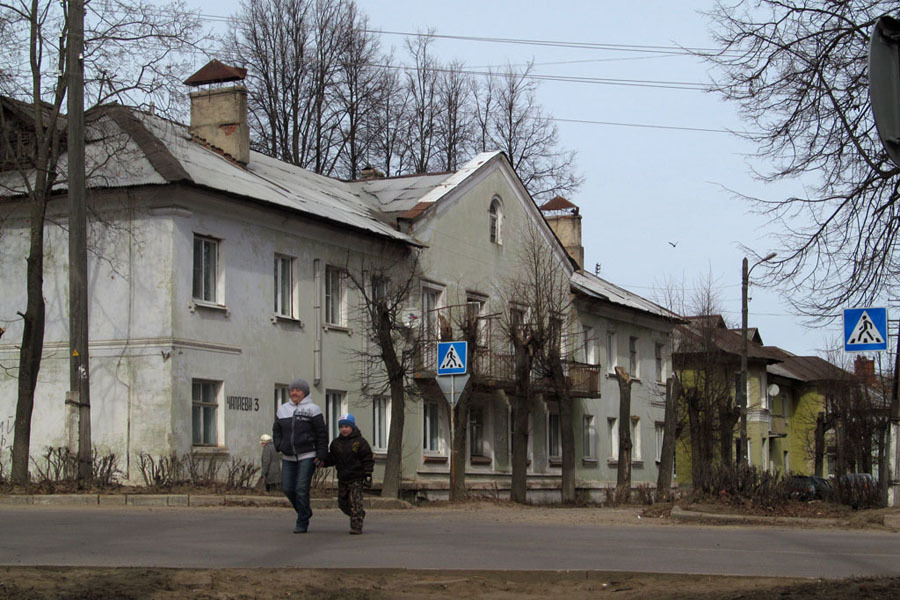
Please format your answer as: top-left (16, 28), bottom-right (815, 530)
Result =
top-left (700, 1), bottom-right (900, 317)
top-left (370, 59), bottom-right (411, 177)
top-left (0, 0), bottom-right (202, 485)
top-left (404, 32), bottom-right (439, 174)
top-left (474, 62), bottom-right (582, 202)
top-left (343, 247), bottom-right (424, 499)
top-left (434, 60), bottom-right (474, 172)
top-left (614, 366), bottom-right (633, 501)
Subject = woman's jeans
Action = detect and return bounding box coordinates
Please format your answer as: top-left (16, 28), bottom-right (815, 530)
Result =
top-left (282, 458), bottom-right (315, 530)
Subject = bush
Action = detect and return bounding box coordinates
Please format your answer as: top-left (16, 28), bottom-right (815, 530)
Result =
top-left (694, 463), bottom-right (790, 509)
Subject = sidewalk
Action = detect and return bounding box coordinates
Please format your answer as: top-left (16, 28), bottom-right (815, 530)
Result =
top-left (0, 493), bottom-right (413, 509)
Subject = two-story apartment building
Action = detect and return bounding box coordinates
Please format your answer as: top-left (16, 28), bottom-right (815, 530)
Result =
top-left (0, 62), bottom-right (679, 500)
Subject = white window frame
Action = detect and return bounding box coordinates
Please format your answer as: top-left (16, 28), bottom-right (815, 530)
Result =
top-left (631, 416), bottom-right (642, 461)
top-left (325, 390), bottom-right (346, 441)
top-left (629, 336), bottom-right (639, 379)
top-left (655, 422), bottom-right (665, 462)
top-left (466, 294), bottom-right (488, 347)
top-left (489, 197), bottom-right (503, 245)
top-left (422, 284), bottom-right (445, 367)
top-left (606, 330), bottom-right (617, 373)
top-left (192, 379), bottom-right (220, 446)
top-left (192, 235), bottom-right (220, 304)
top-left (582, 325), bottom-right (596, 365)
top-left (608, 417), bottom-right (619, 461)
top-left (274, 384), bottom-right (289, 415)
top-left (274, 254), bottom-right (295, 318)
top-left (655, 342), bottom-right (665, 383)
top-left (324, 266), bottom-right (346, 326)
top-left (372, 396), bottom-right (389, 451)
top-left (548, 411), bottom-right (561, 461)
top-left (423, 400), bottom-right (441, 454)
top-left (583, 414), bottom-right (596, 460)
top-left (469, 407), bottom-right (487, 459)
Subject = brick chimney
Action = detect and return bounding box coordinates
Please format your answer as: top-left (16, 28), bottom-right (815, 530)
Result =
top-left (184, 60), bottom-right (250, 165)
top-left (854, 355), bottom-right (875, 384)
top-left (540, 196), bottom-right (584, 269)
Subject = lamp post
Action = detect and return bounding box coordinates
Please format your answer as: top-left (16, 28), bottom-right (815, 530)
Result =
top-left (739, 252), bottom-right (776, 465)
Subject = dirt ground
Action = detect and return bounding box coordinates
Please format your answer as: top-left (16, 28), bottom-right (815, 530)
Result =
top-left (0, 567), bottom-right (898, 600)
top-left (1, 499), bottom-right (898, 599)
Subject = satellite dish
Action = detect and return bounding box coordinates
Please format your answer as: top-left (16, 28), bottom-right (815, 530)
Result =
top-left (767, 383), bottom-right (780, 397)
top-left (869, 16), bottom-right (900, 166)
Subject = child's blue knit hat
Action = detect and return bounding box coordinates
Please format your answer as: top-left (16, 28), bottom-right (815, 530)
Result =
top-left (338, 413), bottom-right (356, 428)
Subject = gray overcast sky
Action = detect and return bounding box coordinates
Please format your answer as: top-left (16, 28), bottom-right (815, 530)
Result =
top-left (189, 0), bottom-right (857, 358)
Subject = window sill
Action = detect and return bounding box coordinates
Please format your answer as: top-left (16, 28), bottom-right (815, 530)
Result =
top-left (189, 300), bottom-right (229, 316)
top-left (582, 457), bottom-right (599, 467)
top-left (548, 458), bottom-right (562, 468)
top-left (191, 446), bottom-right (229, 455)
top-left (323, 324), bottom-right (352, 335)
top-left (373, 452), bottom-right (388, 462)
top-left (470, 456), bottom-right (491, 466)
top-left (272, 314), bottom-right (304, 327)
top-left (607, 459), bottom-right (644, 467)
top-left (423, 455), bottom-right (447, 464)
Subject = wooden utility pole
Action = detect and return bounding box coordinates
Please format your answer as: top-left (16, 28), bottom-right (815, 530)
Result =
top-left (67, 0), bottom-right (92, 482)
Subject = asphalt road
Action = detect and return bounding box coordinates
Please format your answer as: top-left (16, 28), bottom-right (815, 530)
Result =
top-left (2, 505), bottom-right (898, 579)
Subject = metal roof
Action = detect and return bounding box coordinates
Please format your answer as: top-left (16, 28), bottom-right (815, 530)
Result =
top-left (571, 270), bottom-right (682, 322)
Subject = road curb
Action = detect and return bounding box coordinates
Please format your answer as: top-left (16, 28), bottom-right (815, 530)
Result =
top-left (0, 494), bottom-right (414, 510)
top-left (671, 505), bottom-right (841, 526)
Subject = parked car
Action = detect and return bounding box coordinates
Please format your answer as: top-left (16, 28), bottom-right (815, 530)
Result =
top-left (787, 475), bottom-right (833, 501)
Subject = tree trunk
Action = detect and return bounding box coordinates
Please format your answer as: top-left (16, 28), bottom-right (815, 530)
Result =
top-left (615, 366), bottom-right (633, 501)
top-left (686, 389), bottom-right (707, 489)
top-left (559, 394), bottom-right (576, 503)
top-left (450, 387), bottom-right (470, 502)
top-left (510, 396), bottom-right (530, 503)
top-left (380, 376), bottom-right (405, 499)
top-left (657, 375), bottom-right (680, 499)
top-left (12, 193), bottom-right (49, 485)
top-left (814, 413), bottom-right (826, 478)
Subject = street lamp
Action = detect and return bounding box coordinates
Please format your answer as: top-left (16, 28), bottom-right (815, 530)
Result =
top-left (739, 252), bottom-right (776, 465)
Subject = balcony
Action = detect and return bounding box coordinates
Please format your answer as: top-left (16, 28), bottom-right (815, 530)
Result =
top-left (769, 415), bottom-right (787, 437)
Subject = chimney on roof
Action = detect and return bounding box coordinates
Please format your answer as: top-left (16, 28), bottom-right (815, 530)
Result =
top-left (540, 196), bottom-right (584, 269)
top-left (854, 355), bottom-right (875, 384)
top-left (185, 60), bottom-right (250, 165)
top-left (360, 164), bottom-right (385, 180)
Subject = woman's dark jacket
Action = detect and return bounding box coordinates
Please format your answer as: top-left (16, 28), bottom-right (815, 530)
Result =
top-left (322, 427), bottom-right (374, 482)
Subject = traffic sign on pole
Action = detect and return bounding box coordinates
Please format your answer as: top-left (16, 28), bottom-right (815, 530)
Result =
top-left (843, 307), bottom-right (888, 352)
top-left (437, 341), bottom-right (467, 375)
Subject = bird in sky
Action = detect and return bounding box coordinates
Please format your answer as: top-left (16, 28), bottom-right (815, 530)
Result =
top-left (668, 241), bottom-right (678, 248)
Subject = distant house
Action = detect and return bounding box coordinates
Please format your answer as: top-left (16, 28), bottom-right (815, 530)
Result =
top-left (0, 61), bottom-right (680, 500)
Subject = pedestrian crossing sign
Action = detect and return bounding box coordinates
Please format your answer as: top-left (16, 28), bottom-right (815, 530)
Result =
top-left (843, 307), bottom-right (888, 352)
top-left (437, 341), bottom-right (467, 375)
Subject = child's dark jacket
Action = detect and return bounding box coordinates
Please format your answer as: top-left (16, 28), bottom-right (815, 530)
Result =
top-left (323, 427), bottom-right (374, 482)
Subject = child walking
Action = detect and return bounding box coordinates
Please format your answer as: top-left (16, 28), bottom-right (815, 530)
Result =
top-left (322, 414), bottom-right (374, 534)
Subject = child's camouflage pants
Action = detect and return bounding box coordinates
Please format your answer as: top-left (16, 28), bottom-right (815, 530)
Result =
top-left (338, 479), bottom-right (366, 531)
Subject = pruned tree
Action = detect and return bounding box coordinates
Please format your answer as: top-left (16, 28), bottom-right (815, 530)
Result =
top-left (474, 61), bottom-right (582, 202)
top-left (344, 247), bottom-right (422, 499)
top-left (656, 373), bottom-right (681, 500)
top-left (614, 366), bottom-right (633, 501)
top-left (0, 0), bottom-right (203, 485)
top-left (700, 1), bottom-right (900, 318)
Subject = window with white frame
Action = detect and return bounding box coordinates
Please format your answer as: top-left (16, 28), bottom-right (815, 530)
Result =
top-left (325, 391), bottom-right (345, 441)
top-left (489, 197), bottom-right (503, 244)
top-left (466, 294), bottom-right (487, 347)
top-left (548, 411), bottom-right (561, 461)
top-left (608, 417), bottom-right (619, 461)
top-left (582, 325), bottom-right (596, 364)
top-left (655, 422), bottom-right (665, 462)
top-left (583, 414), bottom-right (596, 460)
top-left (372, 396), bottom-right (389, 451)
top-left (274, 255), bottom-right (295, 317)
top-left (606, 330), bottom-right (617, 372)
top-left (629, 336), bottom-right (639, 378)
top-left (192, 380), bottom-right (220, 446)
top-left (324, 266), bottom-right (345, 326)
top-left (631, 417), bottom-right (642, 461)
top-left (422, 285), bottom-right (444, 367)
top-left (469, 407), bottom-right (486, 458)
top-left (274, 385), bottom-right (289, 415)
top-left (423, 401), bottom-right (441, 453)
top-left (655, 342), bottom-right (665, 383)
top-left (192, 235), bottom-right (219, 303)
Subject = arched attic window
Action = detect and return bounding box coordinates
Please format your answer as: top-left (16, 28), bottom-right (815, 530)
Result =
top-left (489, 197), bottom-right (503, 244)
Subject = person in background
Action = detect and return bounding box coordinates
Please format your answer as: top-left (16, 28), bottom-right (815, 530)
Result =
top-left (259, 434), bottom-right (280, 492)
top-left (273, 378), bottom-right (328, 534)
top-left (321, 413), bottom-right (374, 534)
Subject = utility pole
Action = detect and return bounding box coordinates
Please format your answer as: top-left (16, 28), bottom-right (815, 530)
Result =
top-left (739, 252), bottom-right (775, 466)
top-left (67, 0), bottom-right (92, 482)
